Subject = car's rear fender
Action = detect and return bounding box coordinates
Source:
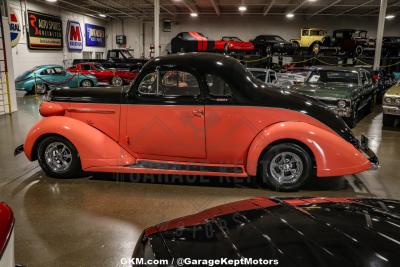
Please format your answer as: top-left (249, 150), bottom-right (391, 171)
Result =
top-left (246, 121), bottom-right (371, 177)
top-left (24, 116), bottom-right (136, 169)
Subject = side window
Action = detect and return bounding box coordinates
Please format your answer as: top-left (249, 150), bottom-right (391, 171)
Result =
top-left (80, 64), bottom-right (91, 71)
top-left (302, 30), bottom-right (309, 36)
top-left (361, 71), bottom-right (368, 85)
top-left (41, 68), bottom-right (55, 75)
top-left (138, 70), bottom-right (200, 97)
top-left (205, 74), bottom-right (233, 97)
top-left (109, 51), bottom-right (118, 59)
top-left (253, 71), bottom-right (267, 83)
top-left (269, 71), bottom-right (277, 83)
top-left (54, 67), bottom-right (65, 75)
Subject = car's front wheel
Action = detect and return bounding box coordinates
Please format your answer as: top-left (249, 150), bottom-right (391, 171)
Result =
top-left (111, 76), bottom-right (123, 86)
top-left (259, 143), bottom-right (313, 191)
top-left (37, 135), bottom-right (83, 179)
top-left (80, 79), bottom-right (94, 87)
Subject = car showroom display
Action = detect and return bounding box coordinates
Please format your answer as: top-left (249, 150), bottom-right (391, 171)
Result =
top-left (250, 35), bottom-right (297, 55)
top-left (383, 81), bottom-right (400, 126)
top-left (134, 196), bottom-right (400, 266)
top-left (291, 66), bottom-right (377, 128)
top-left (68, 63), bottom-right (138, 86)
top-left (15, 65), bottom-right (97, 93)
top-left (0, 203), bottom-right (14, 267)
top-left (15, 53), bottom-right (378, 191)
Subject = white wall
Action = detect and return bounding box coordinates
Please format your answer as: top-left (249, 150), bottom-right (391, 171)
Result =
top-left (108, 15), bottom-right (400, 57)
top-left (8, 0), bottom-right (110, 77)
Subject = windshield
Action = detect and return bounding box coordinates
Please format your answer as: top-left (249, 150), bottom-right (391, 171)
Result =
top-left (95, 64), bottom-right (106, 70)
top-left (354, 31), bottom-right (367, 38)
top-left (222, 37), bottom-right (242, 42)
top-left (286, 69), bottom-right (311, 77)
top-left (120, 50), bottom-right (133, 59)
top-left (307, 70), bottom-right (359, 85)
top-left (266, 36), bottom-right (284, 41)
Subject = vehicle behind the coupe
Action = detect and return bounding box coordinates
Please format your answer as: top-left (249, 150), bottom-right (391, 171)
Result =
top-left (16, 53), bottom-right (378, 191)
top-left (382, 81), bottom-right (400, 126)
top-left (15, 65), bottom-right (98, 94)
top-left (251, 35), bottom-right (297, 56)
top-left (134, 197), bottom-right (400, 267)
top-left (215, 36), bottom-right (255, 54)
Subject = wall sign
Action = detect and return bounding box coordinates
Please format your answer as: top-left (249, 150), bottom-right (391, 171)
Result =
top-left (9, 10), bottom-right (21, 47)
top-left (85, 23), bottom-right (105, 47)
top-left (27, 10), bottom-right (63, 50)
top-left (67, 20), bottom-right (83, 51)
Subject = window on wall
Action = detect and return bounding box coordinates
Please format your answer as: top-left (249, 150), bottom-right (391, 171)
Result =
top-left (95, 52), bottom-right (104, 59)
top-left (83, 52), bottom-right (92, 59)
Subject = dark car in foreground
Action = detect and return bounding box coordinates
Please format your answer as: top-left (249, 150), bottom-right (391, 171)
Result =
top-left (291, 66), bottom-right (377, 128)
top-left (134, 197), bottom-right (400, 266)
top-left (251, 35), bottom-right (297, 55)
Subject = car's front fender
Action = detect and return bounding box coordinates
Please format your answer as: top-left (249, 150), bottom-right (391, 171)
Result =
top-left (246, 121), bottom-right (371, 177)
top-left (24, 116), bottom-right (136, 169)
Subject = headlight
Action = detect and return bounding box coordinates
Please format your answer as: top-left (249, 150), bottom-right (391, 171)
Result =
top-left (338, 100), bottom-right (347, 108)
top-left (384, 97), bottom-right (393, 104)
top-left (396, 98), bottom-right (400, 106)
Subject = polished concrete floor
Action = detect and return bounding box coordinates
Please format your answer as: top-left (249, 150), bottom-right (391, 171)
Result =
top-left (1, 95), bottom-right (399, 266)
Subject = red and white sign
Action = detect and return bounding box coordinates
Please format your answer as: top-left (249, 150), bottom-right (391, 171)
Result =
top-left (67, 20), bottom-right (83, 51)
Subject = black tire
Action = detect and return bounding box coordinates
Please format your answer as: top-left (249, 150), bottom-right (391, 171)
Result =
top-left (383, 114), bottom-right (395, 127)
top-left (259, 143), bottom-right (313, 192)
top-left (37, 135), bottom-right (83, 179)
top-left (80, 79), bottom-right (94, 87)
top-left (311, 42), bottom-right (321, 55)
top-left (355, 45), bottom-right (364, 56)
top-left (111, 76), bottom-right (123, 86)
top-left (33, 83), bottom-right (48, 94)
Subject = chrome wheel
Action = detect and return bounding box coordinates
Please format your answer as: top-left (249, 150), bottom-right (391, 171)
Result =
top-left (269, 152), bottom-right (303, 184)
top-left (81, 80), bottom-right (92, 87)
top-left (44, 142), bottom-right (72, 173)
top-left (111, 76), bottom-right (123, 86)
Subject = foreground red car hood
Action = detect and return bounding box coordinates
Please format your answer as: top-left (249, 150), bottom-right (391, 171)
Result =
top-left (0, 203), bottom-right (13, 257)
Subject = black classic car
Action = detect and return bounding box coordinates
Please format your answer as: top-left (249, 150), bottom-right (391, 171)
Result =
top-left (291, 66), bottom-right (377, 128)
top-left (323, 29), bottom-right (375, 56)
top-left (383, 36), bottom-right (400, 57)
top-left (134, 197), bottom-right (400, 266)
top-left (250, 35), bottom-right (297, 56)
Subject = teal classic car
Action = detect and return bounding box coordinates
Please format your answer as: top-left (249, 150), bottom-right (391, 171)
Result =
top-left (291, 66), bottom-right (377, 128)
top-left (15, 65), bottom-right (98, 94)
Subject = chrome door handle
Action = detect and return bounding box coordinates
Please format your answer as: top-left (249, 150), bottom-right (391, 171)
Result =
top-left (192, 109), bottom-right (204, 117)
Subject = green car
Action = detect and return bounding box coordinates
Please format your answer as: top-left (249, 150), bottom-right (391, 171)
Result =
top-left (15, 65), bottom-right (98, 94)
top-left (382, 81), bottom-right (400, 126)
top-left (291, 66), bottom-right (377, 128)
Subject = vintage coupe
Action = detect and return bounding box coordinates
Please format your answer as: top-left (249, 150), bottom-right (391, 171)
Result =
top-left (250, 35), bottom-right (297, 55)
top-left (0, 203), bottom-right (14, 267)
top-left (214, 36), bottom-right (255, 53)
top-left (15, 65), bottom-right (98, 94)
top-left (16, 53), bottom-right (377, 191)
top-left (382, 81), bottom-right (400, 126)
top-left (134, 197), bottom-right (400, 266)
top-left (291, 66), bottom-right (377, 128)
top-left (68, 63), bottom-right (138, 86)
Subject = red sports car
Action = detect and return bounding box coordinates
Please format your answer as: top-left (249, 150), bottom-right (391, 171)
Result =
top-left (0, 203), bottom-right (14, 267)
top-left (215, 36), bottom-right (255, 52)
top-left (16, 53), bottom-right (377, 191)
top-left (68, 63), bottom-right (138, 86)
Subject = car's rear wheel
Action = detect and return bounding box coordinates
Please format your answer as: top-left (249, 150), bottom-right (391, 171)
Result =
top-left (259, 143), bottom-right (313, 192)
top-left (383, 114), bottom-right (396, 127)
top-left (355, 45), bottom-right (364, 56)
top-left (111, 76), bottom-right (123, 86)
top-left (33, 83), bottom-right (48, 94)
top-left (80, 79), bottom-right (93, 88)
top-left (37, 135), bottom-right (83, 179)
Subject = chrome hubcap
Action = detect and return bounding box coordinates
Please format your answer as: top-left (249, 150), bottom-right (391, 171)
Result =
top-left (112, 77), bottom-right (123, 86)
top-left (44, 142), bottom-right (72, 172)
top-left (269, 152), bottom-right (303, 184)
top-left (82, 80), bottom-right (91, 87)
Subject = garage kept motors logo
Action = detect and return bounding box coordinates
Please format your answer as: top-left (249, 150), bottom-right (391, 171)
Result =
top-left (9, 10), bottom-right (21, 47)
top-left (27, 10), bottom-right (63, 50)
top-left (85, 23), bottom-right (105, 47)
top-left (67, 20), bottom-right (83, 51)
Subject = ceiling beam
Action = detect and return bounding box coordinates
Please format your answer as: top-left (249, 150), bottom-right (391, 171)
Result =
top-left (365, 0), bottom-right (400, 15)
top-left (290, 0), bottom-right (309, 13)
top-left (263, 0), bottom-right (276, 16)
top-left (337, 0), bottom-right (374, 16)
top-left (210, 0), bottom-right (220, 16)
top-left (56, 0), bottom-right (116, 19)
top-left (310, 0), bottom-right (342, 17)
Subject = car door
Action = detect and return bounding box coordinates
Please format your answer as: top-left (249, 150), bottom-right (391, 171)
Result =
top-left (39, 67), bottom-right (57, 88)
top-left (52, 67), bottom-right (69, 86)
top-left (124, 67), bottom-right (206, 159)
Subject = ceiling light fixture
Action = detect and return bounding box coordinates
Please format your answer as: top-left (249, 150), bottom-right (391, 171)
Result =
top-left (286, 13), bottom-right (295, 18)
top-left (385, 14), bottom-right (395, 19)
top-left (46, 0), bottom-right (58, 2)
top-left (190, 12), bottom-right (198, 17)
top-left (99, 14), bottom-right (107, 18)
top-left (308, 0), bottom-right (317, 2)
top-left (238, 6), bottom-right (247, 12)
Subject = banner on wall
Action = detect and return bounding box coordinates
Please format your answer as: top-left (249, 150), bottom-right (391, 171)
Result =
top-left (67, 20), bottom-right (83, 51)
top-left (85, 23), bottom-right (105, 47)
top-left (9, 10), bottom-right (21, 47)
top-left (27, 10), bottom-right (63, 50)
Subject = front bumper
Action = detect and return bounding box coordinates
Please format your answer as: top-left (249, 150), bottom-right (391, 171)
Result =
top-left (360, 135), bottom-right (379, 169)
top-left (383, 105), bottom-right (400, 116)
top-left (325, 105), bottom-right (352, 117)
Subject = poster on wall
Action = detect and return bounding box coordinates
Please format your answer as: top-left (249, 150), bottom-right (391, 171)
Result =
top-left (85, 23), bottom-right (105, 47)
top-left (67, 20), bottom-right (83, 51)
top-left (9, 10), bottom-right (21, 47)
top-left (27, 10), bottom-right (63, 50)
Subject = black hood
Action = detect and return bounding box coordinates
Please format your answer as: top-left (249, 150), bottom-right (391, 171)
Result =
top-left (141, 197), bottom-right (400, 267)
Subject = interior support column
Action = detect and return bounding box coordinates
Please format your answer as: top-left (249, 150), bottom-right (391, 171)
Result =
top-left (154, 0), bottom-right (160, 57)
top-left (373, 0), bottom-right (388, 70)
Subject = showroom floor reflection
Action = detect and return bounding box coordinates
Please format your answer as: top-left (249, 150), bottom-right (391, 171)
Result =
top-left (1, 95), bottom-right (399, 266)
